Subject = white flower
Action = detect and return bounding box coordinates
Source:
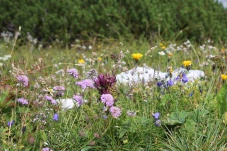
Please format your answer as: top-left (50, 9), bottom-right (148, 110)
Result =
top-left (158, 51), bottom-right (165, 56)
top-left (0, 62), bottom-right (3, 67)
top-left (88, 45), bottom-right (92, 50)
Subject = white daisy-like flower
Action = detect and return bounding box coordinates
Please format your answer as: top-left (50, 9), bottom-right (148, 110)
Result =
top-left (158, 51), bottom-right (165, 56)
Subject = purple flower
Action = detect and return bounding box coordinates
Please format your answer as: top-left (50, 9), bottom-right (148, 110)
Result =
top-left (127, 111), bottom-right (136, 117)
top-left (189, 91), bottom-right (194, 97)
top-left (8, 121), bottom-right (15, 127)
top-left (94, 74), bottom-right (117, 95)
top-left (42, 147), bottom-right (53, 151)
top-left (109, 106), bottom-right (122, 118)
top-left (181, 73), bottom-right (188, 83)
top-left (152, 112), bottom-right (160, 120)
top-left (53, 113), bottom-right (59, 121)
top-left (53, 86), bottom-right (65, 97)
top-left (167, 80), bottom-right (174, 86)
top-left (76, 79), bottom-right (95, 89)
top-left (101, 94), bottom-right (114, 107)
top-left (155, 119), bottom-right (161, 127)
top-left (16, 75), bottom-right (29, 87)
top-left (157, 81), bottom-right (163, 87)
top-left (73, 95), bottom-right (83, 107)
top-left (17, 98), bottom-right (28, 105)
top-left (45, 95), bottom-right (57, 105)
top-left (67, 68), bottom-right (79, 78)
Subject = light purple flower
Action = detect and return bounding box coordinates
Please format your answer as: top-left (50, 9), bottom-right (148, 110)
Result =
top-left (67, 68), bottom-right (79, 78)
top-left (73, 95), bottom-right (83, 107)
top-left (53, 113), bottom-right (59, 121)
top-left (109, 106), bottom-right (122, 118)
top-left (45, 95), bottom-right (57, 105)
top-left (127, 111), bottom-right (136, 117)
top-left (16, 75), bottom-right (29, 87)
top-left (53, 86), bottom-right (65, 97)
top-left (17, 98), bottom-right (28, 105)
top-left (8, 121), bottom-right (15, 127)
top-left (182, 74), bottom-right (189, 83)
top-left (152, 112), bottom-right (160, 120)
top-left (42, 147), bottom-right (53, 151)
top-left (101, 94), bottom-right (114, 107)
top-left (76, 79), bottom-right (95, 89)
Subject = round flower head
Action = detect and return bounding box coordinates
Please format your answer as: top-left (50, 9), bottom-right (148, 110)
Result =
top-left (221, 74), bottom-right (227, 80)
top-left (17, 98), bottom-right (28, 105)
top-left (53, 113), bottom-right (59, 121)
top-left (73, 95), bottom-right (83, 107)
top-left (16, 75), bottom-right (29, 87)
top-left (67, 68), bottom-right (79, 78)
top-left (78, 59), bottom-right (85, 64)
top-left (182, 60), bottom-right (192, 67)
top-left (131, 53), bottom-right (143, 60)
top-left (101, 94), bottom-right (114, 107)
top-left (167, 80), bottom-right (174, 87)
top-left (109, 106), bottom-right (122, 118)
top-left (76, 79), bottom-right (95, 89)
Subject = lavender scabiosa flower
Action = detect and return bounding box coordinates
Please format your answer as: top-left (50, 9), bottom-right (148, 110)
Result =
top-left (152, 112), bottom-right (160, 120)
top-left (53, 86), bottom-right (65, 97)
top-left (109, 106), bottom-right (122, 118)
top-left (53, 113), bottom-right (59, 121)
top-left (42, 147), bottom-right (53, 151)
top-left (45, 95), bottom-right (57, 105)
top-left (94, 74), bottom-right (117, 95)
top-left (17, 98), bottom-right (28, 105)
top-left (16, 75), bottom-right (29, 87)
top-left (73, 95), bottom-right (83, 107)
top-left (8, 121), bottom-right (15, 127)
top-left (76, 79), bottom-right (95, 89)
top-left (101, 94), bottom-right (114, 107)
top-left (67, 68), bottom-right (79, 78)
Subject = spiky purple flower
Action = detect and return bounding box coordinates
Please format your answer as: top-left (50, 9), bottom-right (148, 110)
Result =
top-left (101, 94), bottom-right (114, 107)
top-left (67, 68), bottom-right (79, 78)
top-left (76, 79), bottom-right (95, 89)
top-left (109, 106), bottom-right (122, 118)
top-left (94, 74), bottom-right (117, 95)
top-left (17, 98), bottom-right (28, 105)
top-left (16, 75), bottom-right (29, 87)
top-left (73, 95), bottom-right (83, 107)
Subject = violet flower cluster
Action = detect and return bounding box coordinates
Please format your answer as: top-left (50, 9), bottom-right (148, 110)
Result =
top-left (16, 75), bottom-right (29, 87)
top-left (76, 79), bottom-right (95, 89)
top-left (67, 68), bottom-right (79, 79)
top-left (53, 86), bottom-right (65, 97)
top-left (73, 95), bottom-right (83, 107)
top-left (17, 98), bottom-right (28, 105)
top-left (109, 106), bottom-right (122, 119)
top-left (45, 95), bottom-right (57, 105)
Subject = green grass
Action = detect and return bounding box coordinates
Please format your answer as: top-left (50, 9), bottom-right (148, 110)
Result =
top-left (0, 37), bottom-right (227, 150)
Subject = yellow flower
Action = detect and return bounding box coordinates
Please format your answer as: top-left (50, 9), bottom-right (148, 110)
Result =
top-left (97, 57), bottom-right (102, 61)
top-left (221, 74), bottom-right (227, 80)
top-left (168, 52), bottom-right (172, 57)
top-left (78, 59), bottom-right (85, 64)
top-left (182, 60), bottom-right (192, 67)
top-left (131, 53), bottom-right (143, 60)
top-left (161, 46), bottom-right (166, 50)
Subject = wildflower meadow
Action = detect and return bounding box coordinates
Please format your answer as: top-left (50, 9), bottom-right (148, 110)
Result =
top-left (1, 31), bottom-right (227, 151)
top-left (0, 1), bottom-right (227, 150)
